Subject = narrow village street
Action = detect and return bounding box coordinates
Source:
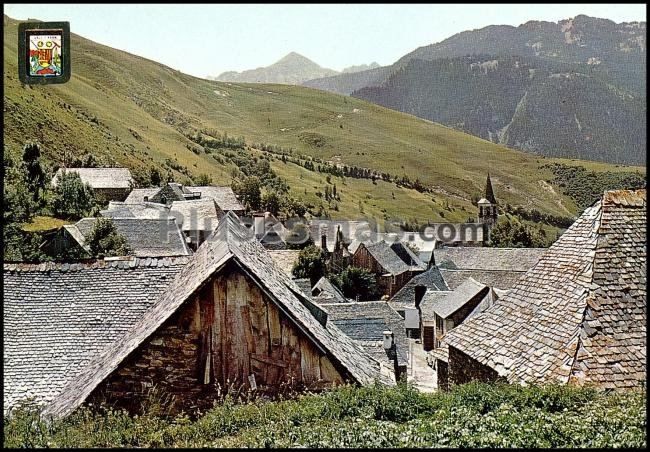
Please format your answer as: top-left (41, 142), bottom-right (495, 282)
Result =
top-left (407, 338), bottom-right (437, 392)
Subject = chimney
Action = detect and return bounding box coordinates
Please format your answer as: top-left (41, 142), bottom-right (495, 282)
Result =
top-left (321, 233), bottom-right (327, 251)
top-left (414, 285), bottom-right (427, 309)
top-left (383, 330), bottom-right (394, 350)
top-left (254, 213), bottom-right (265, 239)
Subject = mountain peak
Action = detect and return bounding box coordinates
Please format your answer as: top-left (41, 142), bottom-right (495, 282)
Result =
top-left (213, 51), bottom-right (338, 85)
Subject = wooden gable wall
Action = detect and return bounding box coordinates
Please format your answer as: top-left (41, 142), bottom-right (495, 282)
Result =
top-left (88, 261), bottom-right (346, 414)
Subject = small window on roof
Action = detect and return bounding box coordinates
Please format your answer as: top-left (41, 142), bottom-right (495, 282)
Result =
top-left (144, 196), bottom-right (149, 202)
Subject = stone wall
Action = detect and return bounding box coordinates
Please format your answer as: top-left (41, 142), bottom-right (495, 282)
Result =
top-left (437, 359), bottom-right (449, 391)
top-left (448, 346), bottom-right (502, 386)
top-left (87, 299), bottom-right (209, 414)
top-left (95, 187), bottom-right (131, 203)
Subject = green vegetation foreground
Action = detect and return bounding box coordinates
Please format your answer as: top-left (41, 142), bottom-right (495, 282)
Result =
top-left (4, 382), bottom-right (645, 448)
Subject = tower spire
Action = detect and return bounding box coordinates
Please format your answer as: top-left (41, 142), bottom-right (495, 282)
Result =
top-left (485, 172), bottom-right (496, 204)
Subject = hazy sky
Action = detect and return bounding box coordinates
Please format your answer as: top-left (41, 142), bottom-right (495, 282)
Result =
top-left (4, 4), bottom-right (646, 78)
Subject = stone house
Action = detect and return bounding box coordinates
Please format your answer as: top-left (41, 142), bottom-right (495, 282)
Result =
top-left (169, 199), bottom-right (220, 251)
top-left (4, 213), bottom-right (388, 419)
top-left (418, 277), bottom-right (490, 352)
top-left (51, 167), bottom-right (134, 202)
top-left (388, 266), bottom-right (449, 338)
top-left (125, 183), bottom-right (244, 216)
top-left (440, 189), bottom-right (646, 391)
top-left (351, 241), bottom-right (427, 298)
top-left (44, 217), bottom-right (192, 258)
top-left (317, 301), bottom-right (409, 383)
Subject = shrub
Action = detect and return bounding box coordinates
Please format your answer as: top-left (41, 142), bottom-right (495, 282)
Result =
top-left (86, 218), bottom-right (132, 258)
top-left (51, 170), bottom-right (97, 220)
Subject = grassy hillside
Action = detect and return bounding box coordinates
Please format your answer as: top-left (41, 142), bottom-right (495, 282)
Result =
top-left (3, 15), bottom-right (644, 227)
top-left (4, 382), bottom-right (645, 448)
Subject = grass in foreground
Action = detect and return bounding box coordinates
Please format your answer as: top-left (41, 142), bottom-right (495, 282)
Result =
top-left (4, 382), bottom-right (646, 448)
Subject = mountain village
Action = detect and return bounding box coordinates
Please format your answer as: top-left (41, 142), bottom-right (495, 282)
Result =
top-left (4, 165), bottom-right (646, 419)
top-left (2, 6), bottom-right (646, 448)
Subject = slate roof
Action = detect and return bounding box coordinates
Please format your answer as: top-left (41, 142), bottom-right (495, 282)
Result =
top-left (51, 168), bottom-right (134, 189)
top-left (360, 241), bottom-right (425, 275)
top-left (421, 277), bottom-right (489, 321)
top-left (66, 217), bottom-right (192, 257)
top-left (3, 257), bottom-right (190, 413)
top-left (389, 266), bottom-right (449, 308)
top-left (101, 201), bottom-right (171, 219)
top-left (124, 188), bottom-right (162, 204)
top-left (435, 247), bottom-right (546, 272)
top-left (312, 277), bottom-right (348, 303)
top-left (186, 186), bottom-right (245, 211)
top-left (170, 199), bottom-right (220, 232)
top-left (348, 232), bottom-right (439, 259)
top-left (268, 250), bottom-right (301, 277)
top-left (439, 269), bottom-right (527, 291)
top-left (317, 301), bottom-right (408, 371)
top-left (42, 212), bottom-right (388, 419)
top-left (444, 189), bottom-right (646, 390)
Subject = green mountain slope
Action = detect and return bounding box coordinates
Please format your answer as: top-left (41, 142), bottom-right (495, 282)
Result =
top-left (353, 55), bottom-right (646, 165)
top-left (303, 15), bottom-right (646, 165)
top-left (3, 15), bottom-right (643, 226)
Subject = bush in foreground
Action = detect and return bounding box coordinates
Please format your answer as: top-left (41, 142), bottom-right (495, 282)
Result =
top-left (3, 382), bottom-right (646, 448)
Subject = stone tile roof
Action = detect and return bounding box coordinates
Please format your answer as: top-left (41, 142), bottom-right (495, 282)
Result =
top-left (444, 189), bottom-right (646, 390)
top-left (170, 199), bottom-right (220, 232)
top-left (186, 186), bottom-right (245, 211)
top-left (124, 188), bottom-right (162, 204)
top-left (68, 218), bottom-right (192, 257)
top-left (3, 257), bottom-right (190, 413)
top-left (42, 213), bottom-right (388, 419)
top-left (435, 247), bottom-right (547, 272)
top-left (101, 201), bottom-right (171, 219)
top-left (439, 269), bottom-right (527, 291)
top-left (421, 277), bottom-right (489, 321)
top-left (317, 301), bottom-right (408, 369)
top-left (361, 241), bottom-right (425, 275)
top-left (348, 232), bottom-right (439, 258)
top-left (268, 250), bottom-right (301, 277)
top-left (362, 241), bottom-right (411, 275)
top-left (389, 266), bottom-right (449, 307)
top-left (428, 345), bottom-right (449, 364)
top-left (312, 277), bottom-right (348, 303)
top-left (52, 168), bottom-right (134, 189)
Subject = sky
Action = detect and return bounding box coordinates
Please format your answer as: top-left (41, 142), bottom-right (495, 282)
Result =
top-left (4, 4), bottom-right (647, 79)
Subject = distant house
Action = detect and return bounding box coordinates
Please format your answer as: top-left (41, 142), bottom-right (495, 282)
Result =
top-left (125, 183), bottom-right (244, 215)
top-left (317, 301), bottom-right (409, 382)
top-left (388, 266), bottom-right (449, 338)
top-left (170, 199), bottom-right (220, 250)
top-left (101, 201), bottom-right (171, 220)
top-left (351, 241), bottom-right (427, 298)
top-left (419, 277), bottom-right (490, 352)
top-left (241, 212), bottom-right (289, 250)
top-left (4, 213), bottom-right (388, 418)
top-left (349, 232), bottom-right (442, 266)
top-left (309, 220), bottom-right (374, 254)
top-left (312, 277), bottom-right (348, 304)
top-left (441, 189), bottom-right (646, 391)
top-left (51, 168), bottom-right (134, 202)
top-left (434, 246), bottom-right (547, 290)
top-left (46, 217), bottom-right (192, 258)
